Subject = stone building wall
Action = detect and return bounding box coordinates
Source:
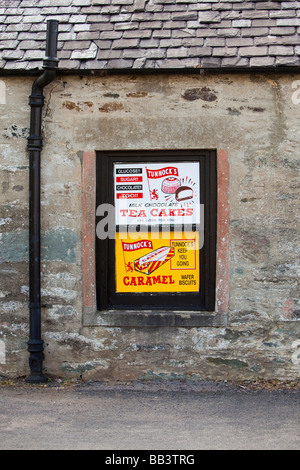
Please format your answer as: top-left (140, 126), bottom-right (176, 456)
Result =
top-left (0, 71), bottom-right (299, 381)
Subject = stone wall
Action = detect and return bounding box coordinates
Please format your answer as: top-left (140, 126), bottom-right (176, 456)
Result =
top-left (0, 72), bottom-right (299, 381)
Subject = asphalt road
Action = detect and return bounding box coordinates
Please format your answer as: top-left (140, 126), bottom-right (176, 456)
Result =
top-left (0, 380), bottom-right (299, 451)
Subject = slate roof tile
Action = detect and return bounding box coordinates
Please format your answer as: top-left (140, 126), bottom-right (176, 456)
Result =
top-left (0, 0), bottom-right (299, 70)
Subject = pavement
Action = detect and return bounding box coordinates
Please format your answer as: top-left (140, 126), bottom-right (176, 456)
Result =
top-left (0, 379), bottom-right (299, 451)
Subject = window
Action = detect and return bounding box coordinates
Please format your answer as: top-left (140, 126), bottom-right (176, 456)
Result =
top-left (96, 150), bottom-right (217, 316)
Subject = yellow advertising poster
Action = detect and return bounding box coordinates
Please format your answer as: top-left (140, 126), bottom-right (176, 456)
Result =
top-left (116, 231), bottom-right (200, 293)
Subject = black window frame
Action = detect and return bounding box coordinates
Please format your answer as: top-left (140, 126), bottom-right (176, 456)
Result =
top-left (96, 149), bottom-right (217, 313)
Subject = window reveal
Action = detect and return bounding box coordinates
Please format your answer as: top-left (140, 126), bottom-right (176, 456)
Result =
top-left (96, 150), bottom-right (217, 312)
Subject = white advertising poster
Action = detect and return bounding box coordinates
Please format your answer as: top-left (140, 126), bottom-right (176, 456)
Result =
top-left (114, 162), bottom-right (200, 226)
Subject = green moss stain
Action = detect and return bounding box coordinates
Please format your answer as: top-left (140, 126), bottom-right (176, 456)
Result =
top-left (0, 231), bottom-right (28, 262)
top-left (42, 228), bottom-right (77, 264)
top-left (61, 362), bottom-right (95, 373)
top-left (0, 228), bottom-right (77, 264)
top-left (61, 360), bottom-right (108, 373)
top-left (206, 357), bottom-right (248, 369)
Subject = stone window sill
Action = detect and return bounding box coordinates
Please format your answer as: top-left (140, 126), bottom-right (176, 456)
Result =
top-left (83, 309), bottom-right (228, 328)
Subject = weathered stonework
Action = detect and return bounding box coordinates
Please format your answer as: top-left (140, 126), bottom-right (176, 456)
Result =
top-left (0, 72), bottom-right (299, 382)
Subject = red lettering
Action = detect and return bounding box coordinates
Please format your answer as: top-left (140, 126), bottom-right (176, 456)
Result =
top-left (186, 208), bottom-right (193, 216)
top-left (158, 209), bottom-right (167, 217)
top-left (123, 274), bottom-right (175, 287)
top-left (129, 209), bottom-right (138, 217)
top-left (116, 176), bottom-right (143, 183)
top-left (116, 193), bottom-right (143, 199)
top-left (147, 167), bottom-right (179, 179)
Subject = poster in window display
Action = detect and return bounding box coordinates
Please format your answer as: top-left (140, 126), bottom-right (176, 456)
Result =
top-left (114, 162), bottom-right (201, 294)
top-left (114, 162), bottom-right (201, 227)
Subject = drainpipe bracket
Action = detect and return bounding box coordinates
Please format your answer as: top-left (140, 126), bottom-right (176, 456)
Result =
top-left (43, 58), bottom-right (59, 69)
top-left (27, 136), bottom-right (43, 151)
top-left (27, 338), bottom-right (44, 353)
top-left (29, 94), bottom-right (45, 107)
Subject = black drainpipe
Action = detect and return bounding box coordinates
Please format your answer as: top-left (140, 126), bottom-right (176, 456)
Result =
top-left (26, 20), bottom-right (59, 383)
